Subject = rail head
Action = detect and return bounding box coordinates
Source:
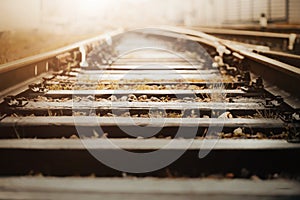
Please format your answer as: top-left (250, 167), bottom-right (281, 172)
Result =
top-left (0, 29), bottom-right (123, 74)
top-left (224, 41), bottom-right (300, 79)
top-left (187, 27), bottom-right (295, 39)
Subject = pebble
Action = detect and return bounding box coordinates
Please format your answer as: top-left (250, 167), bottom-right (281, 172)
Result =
top-left (150, 96), bottom-right (161, 102)
top-left (250, 175), bottom-right (261, 181)
top-left (70, 134), bottom-right (79, 139)
top-left (128, 94), bottom-right (137, 102)
top-left (138, 95), bottom-right (148, 101)
top-left (233, 127), bottom-right (243, 136)
top-left (108, 95), bottom-right (118, 102)
top-left (218, 112), bottom-right (233, 119)
top-left (225, 173), bottom-right (235, 179)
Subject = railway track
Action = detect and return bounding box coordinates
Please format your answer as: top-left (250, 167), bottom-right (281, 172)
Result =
top-left (0, 26), bottom-right (300, 199)
top-left (188, 27), bottom-right (300, 54)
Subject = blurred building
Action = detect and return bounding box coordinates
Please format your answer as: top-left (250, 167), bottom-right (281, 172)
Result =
top-left (1, 0), bottom-right (299, 33)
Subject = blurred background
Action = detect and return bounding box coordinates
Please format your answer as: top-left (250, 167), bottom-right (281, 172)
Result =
top-left (1, 0), bottom-right (300, 64)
